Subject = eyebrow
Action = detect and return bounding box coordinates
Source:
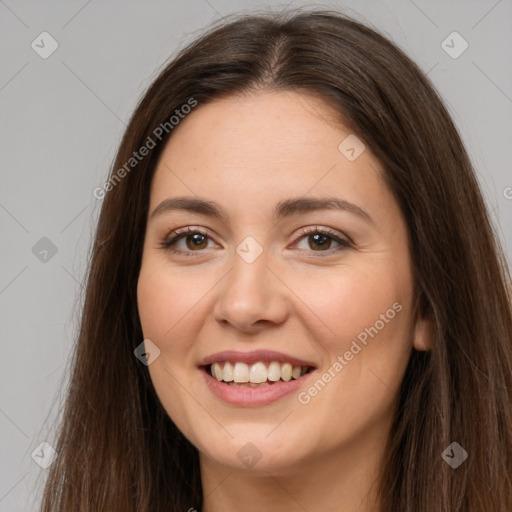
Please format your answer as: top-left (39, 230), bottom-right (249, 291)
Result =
top-left (150, 196), bottom-right (374, 225)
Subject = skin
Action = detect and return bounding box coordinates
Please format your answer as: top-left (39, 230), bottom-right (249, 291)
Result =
top-left (137, 90), bottom-right (433, 512)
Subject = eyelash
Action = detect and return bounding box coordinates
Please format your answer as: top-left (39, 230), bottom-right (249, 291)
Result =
top-left (159, 226), bottom-right (353, 257)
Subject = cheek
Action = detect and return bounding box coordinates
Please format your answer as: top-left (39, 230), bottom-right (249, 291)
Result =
top-left (136, 262), bottom-right (203, 437)
top-left (290, 264), bottom-right (410, 352)
top-left (291, 261), bottom-right (413, 413)
top-left (137, 259), bottom-right (206, 348)
top-left (136, 261), bottom-right (203, 416)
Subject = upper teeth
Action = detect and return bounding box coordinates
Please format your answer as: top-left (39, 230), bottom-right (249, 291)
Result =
top-left (210, 361), bottom-right (308, 383)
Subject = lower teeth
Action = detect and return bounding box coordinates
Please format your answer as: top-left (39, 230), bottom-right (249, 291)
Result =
top-left (227, 381), bottom-right (272, 387)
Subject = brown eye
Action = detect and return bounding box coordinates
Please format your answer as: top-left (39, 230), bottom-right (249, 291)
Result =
top-left (293, 227), bottom-right (352, 255)
top-left (307, 233), bottom-right (333, 250)
top-left (183, 233), bottom-right (208, 250)
top-left (160, 227), bottom-right (215, 255)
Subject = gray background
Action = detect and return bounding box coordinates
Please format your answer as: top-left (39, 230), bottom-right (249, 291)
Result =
top-left (1, 0), bottom-right (511, 509)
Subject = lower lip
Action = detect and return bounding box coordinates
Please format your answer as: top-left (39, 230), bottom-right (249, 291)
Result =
top-left (202, 368), bottom-right (314, 406)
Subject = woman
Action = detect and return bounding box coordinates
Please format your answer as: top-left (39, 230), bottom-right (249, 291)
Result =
top-left (39, 8), bottom-right (512, 512)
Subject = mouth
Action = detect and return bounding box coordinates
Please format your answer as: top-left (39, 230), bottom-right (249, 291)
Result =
top-left (203, 361), bottom-right (315, 387)
top-left (198, 350), bottom-right (317, 406)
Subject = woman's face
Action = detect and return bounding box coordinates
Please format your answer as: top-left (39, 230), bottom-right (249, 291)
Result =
top-left (137, 91), bottom-right (430, 474)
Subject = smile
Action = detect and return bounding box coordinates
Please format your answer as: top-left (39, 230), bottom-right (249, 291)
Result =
top-left (208, 361), bottom-right (313, 386)
top-left (199, 350), bottom-right (317, 406)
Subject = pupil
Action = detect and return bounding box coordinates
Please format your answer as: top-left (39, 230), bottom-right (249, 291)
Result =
top-left (187, 234), bottom-right (207, 250)
top-left (311, 233), bottom-right (329, 250)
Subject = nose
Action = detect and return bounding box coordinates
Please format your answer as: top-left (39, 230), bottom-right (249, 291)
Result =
top-left (212, 247), bottom-right (289, 334)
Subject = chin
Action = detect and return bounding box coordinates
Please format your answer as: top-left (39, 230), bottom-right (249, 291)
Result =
top-left (196, 427), bottom-right (311, 474)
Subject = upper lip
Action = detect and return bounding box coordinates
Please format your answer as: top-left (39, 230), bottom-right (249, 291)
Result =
top-left (198, 349), bottom-right (317, 368)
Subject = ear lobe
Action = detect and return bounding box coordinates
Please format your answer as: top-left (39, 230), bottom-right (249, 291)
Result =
top-left (412, 308), bottom-right (435, 351)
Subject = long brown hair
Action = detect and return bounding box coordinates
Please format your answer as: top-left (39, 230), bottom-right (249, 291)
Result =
top-left (38, 8), bottom-right (512, 511)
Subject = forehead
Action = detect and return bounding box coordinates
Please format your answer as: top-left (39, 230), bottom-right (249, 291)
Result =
top-left (149, 91), bottom-right (390, 222)
top-left (164, 91), bottom-right (348, 165)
